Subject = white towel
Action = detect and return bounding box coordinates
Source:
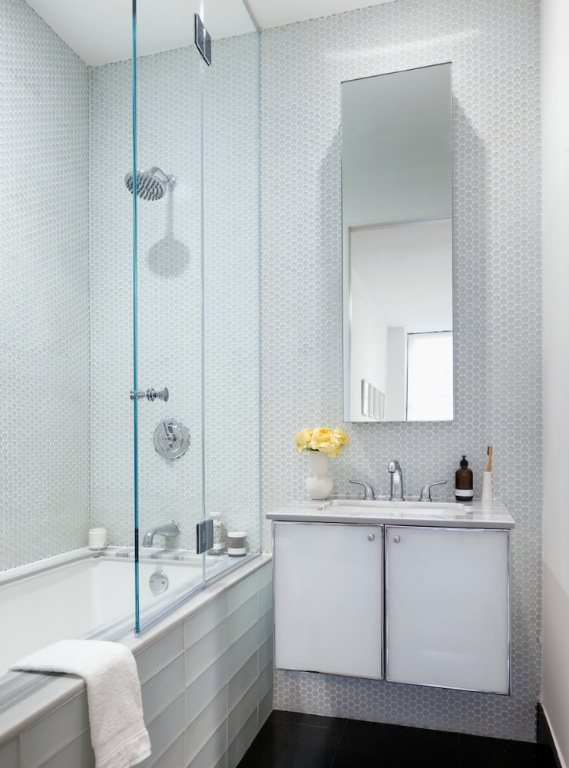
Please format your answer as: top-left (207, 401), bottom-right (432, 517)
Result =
top-left (10, 639), bottom-right (151, 768)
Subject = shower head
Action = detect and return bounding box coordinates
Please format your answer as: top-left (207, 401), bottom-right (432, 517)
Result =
top-left (124, 166), bottom-right (174, 201)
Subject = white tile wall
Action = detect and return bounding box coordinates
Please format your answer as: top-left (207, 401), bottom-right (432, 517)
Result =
top-left (40, 732), bottom-right (94, 768)
top-left (186, 624), bottom-right (228, 686)
top-left (141, 655), bottom-right (185, 723)
top-left (191, 721), bottom-right (227, 768)
top-left (1, 0), bottom-right (261, 570)
top-left (0, 739), bottom-right (19, 767)
top-left (89, 30), bottom-right (261, 559)
top-left (20, 693), bottom-right (89, 768)
top-left (261, 0), bottom-right (541, 743)
top-left (186, 687), bottom-right (228, 763)
top-left (0, 0), bottom-right (90, 570)
top-left (137, 626), bottom-right (185, 684)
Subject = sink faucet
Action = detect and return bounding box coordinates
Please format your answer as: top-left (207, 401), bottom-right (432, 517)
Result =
top-left (142, 520), bottom-right (181, 548)
top-left (419, 480), bottom-right (448, 502)
top-left (387, 460), bottom-right (404, 501)
top-left (349, 479), bottom-right (375, 500)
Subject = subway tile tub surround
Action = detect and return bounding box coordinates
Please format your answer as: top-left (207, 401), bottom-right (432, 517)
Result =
top-left (0, 558), bottom-right (273, 768)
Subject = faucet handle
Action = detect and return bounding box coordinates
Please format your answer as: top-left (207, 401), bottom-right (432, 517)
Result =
top-left (349, 479), bottom-right (375, 500)
top-left (419, 480), bottom-right (447, 502)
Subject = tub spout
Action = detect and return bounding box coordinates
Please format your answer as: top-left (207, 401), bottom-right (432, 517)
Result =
top-left (142, 520), bottom-right (181, 548)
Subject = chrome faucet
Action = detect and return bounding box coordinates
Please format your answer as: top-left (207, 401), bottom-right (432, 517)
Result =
top-left (419, 480), bottom-right (447, 502)
top-left (142, 520), bottom-right (181, 548)
top-left (387, 460), bottom-right (404, 501)
top-left (349, 479), bottom-right (375, 500)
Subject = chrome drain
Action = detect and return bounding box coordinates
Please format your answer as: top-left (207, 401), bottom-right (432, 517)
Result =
top-left (149, 570), bottom-right (169, 595)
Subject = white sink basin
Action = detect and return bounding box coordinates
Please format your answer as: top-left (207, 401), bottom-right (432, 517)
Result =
top-left (319, 499), bottom-right (465, 515)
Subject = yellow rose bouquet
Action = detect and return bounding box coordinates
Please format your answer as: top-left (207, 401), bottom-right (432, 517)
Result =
top-left (293, 426), bottom-right (350, 458)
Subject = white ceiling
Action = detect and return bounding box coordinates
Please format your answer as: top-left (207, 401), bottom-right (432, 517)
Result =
top-left (23, 0), bottom-right (397, 66)
top-left (248, 0), bottom-right (396, 30)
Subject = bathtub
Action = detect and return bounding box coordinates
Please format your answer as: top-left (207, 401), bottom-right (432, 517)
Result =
top-left (0, 547), bottom-right (235, 677)
top-left (0, 551), bottom-right (273, 768)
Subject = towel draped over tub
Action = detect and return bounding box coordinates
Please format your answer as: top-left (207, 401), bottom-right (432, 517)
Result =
top-left (10, 639), bottom-right (151, 768)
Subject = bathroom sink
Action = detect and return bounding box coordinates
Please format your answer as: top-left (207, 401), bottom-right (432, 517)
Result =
top-left (319, 499), bottom-right (465, 515)
top-left (266, 498), bottom-right (512, 530)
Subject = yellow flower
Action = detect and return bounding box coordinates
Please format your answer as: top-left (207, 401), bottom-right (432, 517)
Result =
top-left (294, 426), bottom-right (350, 458)
top-left (333, 427), bottom-right (350, 447)
top-left (309, 427), bottom-right (335, 456)
top-left (293, 428), bottom-right (312, 453)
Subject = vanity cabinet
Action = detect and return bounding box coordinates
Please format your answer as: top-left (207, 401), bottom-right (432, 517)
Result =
top-left (272, 513), bottom-right (511, 694)
top-left (385, 525), bottom-right (510, 693)
top-left (273, 521), bottom-right (383, 679)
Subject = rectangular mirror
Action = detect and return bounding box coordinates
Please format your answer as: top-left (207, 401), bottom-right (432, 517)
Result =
top-left (342, 63), bottom-right (453, 422)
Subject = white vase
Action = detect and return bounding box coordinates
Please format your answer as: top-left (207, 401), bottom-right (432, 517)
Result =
top-left (305, 451), bottom-right (334, 500)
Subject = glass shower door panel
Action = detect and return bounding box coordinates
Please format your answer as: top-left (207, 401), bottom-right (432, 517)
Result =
top-left (202, 9), bottom-right (261, 573)
top-left (133, 2), bottom-right (205, 633)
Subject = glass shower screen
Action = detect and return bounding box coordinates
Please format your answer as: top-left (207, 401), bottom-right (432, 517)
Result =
top-left (131, 0), bottom-right (260, 634)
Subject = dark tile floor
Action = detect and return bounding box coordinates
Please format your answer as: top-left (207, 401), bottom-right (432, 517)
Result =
top-left (238, 711), bottom-right (557, 768)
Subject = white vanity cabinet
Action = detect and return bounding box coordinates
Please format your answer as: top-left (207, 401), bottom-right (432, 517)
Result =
top-left (269, 502), bottom-right (513, 693)
top-left (273, 521), bottom-right (384, 679)
top-left (385, 525), bottom-right (510, 693)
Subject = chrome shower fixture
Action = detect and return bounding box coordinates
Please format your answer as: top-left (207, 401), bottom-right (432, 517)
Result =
top-left (124, 166), bottom-right (174, 201)
top-left (130, 387), bottom-right (169, 402)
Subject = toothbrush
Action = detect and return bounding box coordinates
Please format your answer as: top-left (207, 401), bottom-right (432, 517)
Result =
top-left (486, 445), bottom-right (493, 472)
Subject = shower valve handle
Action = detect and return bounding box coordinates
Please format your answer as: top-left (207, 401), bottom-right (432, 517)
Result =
top-left (130, 387), bottom-right (169, 403)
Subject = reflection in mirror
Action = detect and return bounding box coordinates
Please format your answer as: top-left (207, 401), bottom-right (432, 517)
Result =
top-left (342, 63), bottom-right (453, 422)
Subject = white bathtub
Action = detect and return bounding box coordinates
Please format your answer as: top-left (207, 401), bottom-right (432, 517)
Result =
top-left (0, 549), bottom-right (227, 677)
top-left (0, 554), bottom-right (272, 767)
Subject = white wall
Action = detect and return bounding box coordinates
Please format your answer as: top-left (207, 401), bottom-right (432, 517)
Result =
top-left (541, 0), bottom-right (569, 763)
top-left (385, 327), bottom-right (407, 421)
top-left (349, 262), bottom-right (387, 420)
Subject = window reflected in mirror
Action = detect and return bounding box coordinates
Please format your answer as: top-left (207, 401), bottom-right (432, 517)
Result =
top-left (407, 331), bottom-right (453, 421)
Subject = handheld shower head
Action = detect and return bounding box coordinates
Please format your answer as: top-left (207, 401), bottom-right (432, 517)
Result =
top-left (125, 166), bottom-right (174, 201)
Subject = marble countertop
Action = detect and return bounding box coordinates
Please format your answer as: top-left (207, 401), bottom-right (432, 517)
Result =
top-left (266, 497), bottom-right (514, 529)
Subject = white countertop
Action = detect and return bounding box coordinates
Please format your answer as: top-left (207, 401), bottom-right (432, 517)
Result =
top-left (266, 498), bottom-right (514, 529)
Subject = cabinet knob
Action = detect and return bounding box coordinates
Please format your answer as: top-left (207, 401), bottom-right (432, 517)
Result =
top-left (367, 533), bottom-right (375, 542)
top-left (393, 535), bottom-right (401, 543)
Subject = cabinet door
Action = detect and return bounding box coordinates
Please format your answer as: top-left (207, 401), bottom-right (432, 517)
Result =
top-left (385, 526), bottom-right (509, 693)
top-left (273, 521), bottom-right (383, 679)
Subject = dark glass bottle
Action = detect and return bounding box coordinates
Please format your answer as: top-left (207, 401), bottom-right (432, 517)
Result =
top-left (455, 455), bottom-right (473, 502)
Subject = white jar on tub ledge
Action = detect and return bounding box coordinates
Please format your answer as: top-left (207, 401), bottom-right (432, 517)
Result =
top-left (88, 528), bottom-right (107, 550)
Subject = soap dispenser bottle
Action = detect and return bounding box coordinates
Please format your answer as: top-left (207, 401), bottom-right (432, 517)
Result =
top-left (455, 455), bottom-right (473, 502)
